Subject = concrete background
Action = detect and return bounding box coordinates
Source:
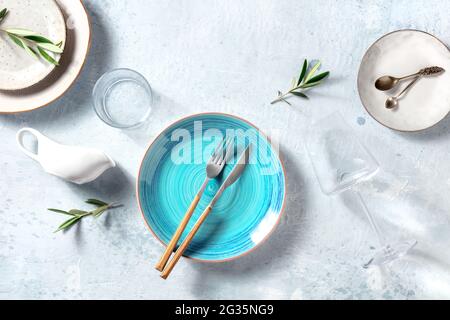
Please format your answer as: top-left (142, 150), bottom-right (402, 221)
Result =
top-left (1, 0), bottom-right (449, 299)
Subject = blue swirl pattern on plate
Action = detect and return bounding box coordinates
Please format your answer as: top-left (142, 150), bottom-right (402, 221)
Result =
top-left (138, 113), bottom-right (285, 261)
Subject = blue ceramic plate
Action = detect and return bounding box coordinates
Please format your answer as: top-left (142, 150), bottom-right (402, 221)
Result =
top-left (137, 113), bottom-right (286, 261)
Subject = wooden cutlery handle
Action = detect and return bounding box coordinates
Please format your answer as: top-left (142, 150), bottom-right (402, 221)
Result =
top-left (161, 206), bottom-right (213, 279)
top-left (155, 194), bottom-right (201, 271)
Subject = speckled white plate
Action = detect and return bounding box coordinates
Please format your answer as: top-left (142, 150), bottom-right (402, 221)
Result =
top-left (358, 30), bottom-right (450, 132)
top-left (0, 0), bottom-right (66, 91)
top-left (0, 0), bottom-right (91, 113)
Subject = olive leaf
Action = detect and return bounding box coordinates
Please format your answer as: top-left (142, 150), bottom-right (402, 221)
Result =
top-left (304, 61), bottom-right (321, 83)
top-left (7, 33), bottom-right (25, 48)
top-left (301, 81), bottom-right (323, 89)
top-left (297, 59), bottom-right (308, 85)
top-left (4, 28), bottom-right (36, 36)
top-left (37, 46), bottom-right (59, 65)
top-left (86, 199), bottom-right (109, 207)
top-left (48, 209), bottom-right (74, 216)
top-left (0, 8), bottom-right (64, 66)
top-left (37, 42), bottom-right (64, 53)
top-left (69, 209), bottom-right (88, 216)
top-left (0, 8), bottom-right (8, 23)
top-left (305, 71), bottom-right (330, 85)
top-left (55, 216), bottom-right (82, 233)
top-left (24, 35), bottom-right (54, 44)
top-left (292, 91), bottom-right (309, 99)
top-left (48, 199), bottom-right (119, 233)
top-left (271, 59), bottom-right (330, 106)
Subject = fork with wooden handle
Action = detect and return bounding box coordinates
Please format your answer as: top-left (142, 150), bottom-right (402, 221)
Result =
top-left (155, 137), bottom-right (233, 272)
top-left (161, 146), bottom-right (251, 279)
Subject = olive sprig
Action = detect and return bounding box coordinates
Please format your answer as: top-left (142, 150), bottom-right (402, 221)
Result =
top-left (271, 59), bottom-right (330, 106)
top-left (49, 199), bottom-right (120, 233)
top-left (0, 8), bottom-right (64, 65)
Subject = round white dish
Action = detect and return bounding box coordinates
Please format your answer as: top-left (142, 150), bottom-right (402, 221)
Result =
top-left (0, 0), bottom-right (91, 113)
top-left (0, 0), bottom-right (66, 91)
top-left (358, 30), bottom-right (450, 132)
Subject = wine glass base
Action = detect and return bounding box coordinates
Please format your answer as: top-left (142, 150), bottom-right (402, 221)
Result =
top-left (363, 240), bottom-right (418, 268)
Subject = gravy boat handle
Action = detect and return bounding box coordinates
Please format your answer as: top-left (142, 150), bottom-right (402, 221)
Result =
top-left (16, 128), bottom-right (43, 162)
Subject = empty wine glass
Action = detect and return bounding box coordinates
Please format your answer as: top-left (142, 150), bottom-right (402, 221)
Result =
top-left (305, 111), bottom-right (417, 268)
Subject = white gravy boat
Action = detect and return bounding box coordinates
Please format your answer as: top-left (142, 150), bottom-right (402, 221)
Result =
top-left (17, 128), bottom-right (116, 184)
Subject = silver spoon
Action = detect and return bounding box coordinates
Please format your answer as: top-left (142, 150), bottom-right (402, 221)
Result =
top-left (376, 72), bottom-right (421, 91)
top-left (375, 66), bottom-right (445, 91)
top-left (385, 75), bottom-right (422, 109)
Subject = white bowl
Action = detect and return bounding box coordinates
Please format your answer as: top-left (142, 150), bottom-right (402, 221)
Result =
top-left (358, 30), bottom-right (450, 132)
top-left (0, 0), bottom-right (66, 91)
top-left (0, 0), bottom-right (91, 113)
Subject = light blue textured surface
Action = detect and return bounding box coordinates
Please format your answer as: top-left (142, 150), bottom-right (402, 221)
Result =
top-left (1, 0), bottom-right (450, 299)
top-left (138, 113), bottom-right (285, 261)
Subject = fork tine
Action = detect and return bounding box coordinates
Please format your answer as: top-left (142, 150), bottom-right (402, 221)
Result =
top-left (211, 137), bottom-right (233, 164)
top-left (211, 137), bottom-right (225, 157)
top-left (221, 137), bottom-right (232, 155)
top-left (211, 140), bottom-right (227, 164)
top-left (212, 151), bottom-right (221, 163)
top-left (225, 138), bottom-right (234, 160)
top-left (219, 138), bottom-right (234, 165)
top-left (209, 137), bottom-right (225, 163)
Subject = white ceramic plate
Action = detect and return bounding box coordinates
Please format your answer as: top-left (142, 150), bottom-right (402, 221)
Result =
top-left (0, 0), bottom-right (91, 113)
top-left (0, 0), bottom-right (66, 90)
top-left (358, 30), bottom-right (450, 132)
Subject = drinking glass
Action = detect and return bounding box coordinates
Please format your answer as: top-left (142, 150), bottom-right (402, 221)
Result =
top-left (305, 111), bottom-right (417, 267)
top-left (92, 68), bottom-right (153, 129)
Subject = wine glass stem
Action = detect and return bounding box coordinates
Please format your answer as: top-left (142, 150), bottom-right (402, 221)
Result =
top-left (355, 191), bottom-right (386, 246)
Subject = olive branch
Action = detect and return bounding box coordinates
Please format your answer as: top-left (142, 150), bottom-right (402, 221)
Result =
top-left (271, 59), bottom-right (330, 106)
top-left (0, 8), bottom-right (64, 65)
top-left (49, 199), bottom-right (120, 233)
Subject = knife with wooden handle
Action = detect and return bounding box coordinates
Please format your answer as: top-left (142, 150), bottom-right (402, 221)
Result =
top-left (160, 145), bottom-right (251, 279)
